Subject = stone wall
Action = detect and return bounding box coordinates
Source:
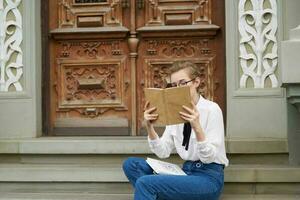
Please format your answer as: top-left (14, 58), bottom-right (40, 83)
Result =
top-left (0, 0), bottom-right (41, 138)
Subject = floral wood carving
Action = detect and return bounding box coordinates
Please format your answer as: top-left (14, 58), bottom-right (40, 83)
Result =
top-left (151, 64), bottom-right (170, 88)
top-left (74, 0), bottom-right (107, 3)
top-left (55, 61), bottom-right (128, 118)
top-left (146, 39), bottom-right (212, 57)
top-left (55, 39), bottom-right (128, 118)
top-left (196, 0), bottom-right (210, 23)
top-left (146, 60), bottom-right (214, 100)
top-left (64, 65), bottom-right (117, 101)
top-left (59, 0), bottom-right (75, 28)
top-left (58, 41), bottom-right (123, 58)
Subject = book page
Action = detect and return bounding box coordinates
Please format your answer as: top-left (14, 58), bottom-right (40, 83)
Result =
top-left (146, 158), bottom-right (186, 176)
top-left (144, 88), bottom-right (167, 125)
top-left (164, 86), bottom-right (192, 125)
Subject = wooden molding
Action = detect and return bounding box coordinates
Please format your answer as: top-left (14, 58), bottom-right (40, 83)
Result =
top-left (137, 24), bottom-right (220, 38)
top-left (50, 27), bottom-right (129, 40)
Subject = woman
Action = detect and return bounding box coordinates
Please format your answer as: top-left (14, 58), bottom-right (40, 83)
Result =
top-left (123, 61), bottom-right (229, 200)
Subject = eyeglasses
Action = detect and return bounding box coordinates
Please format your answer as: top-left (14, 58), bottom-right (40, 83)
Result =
top-left (166, 78), bottom-right (195, 88)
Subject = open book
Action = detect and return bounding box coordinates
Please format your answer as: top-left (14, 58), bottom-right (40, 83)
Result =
top-left (146, 158), bottom-right (187, 176)
top-left (144, 86), bottom-right (192, 125)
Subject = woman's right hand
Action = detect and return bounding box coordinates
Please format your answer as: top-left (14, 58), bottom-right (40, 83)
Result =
top-left (144, 101), bottom-right (158, 126)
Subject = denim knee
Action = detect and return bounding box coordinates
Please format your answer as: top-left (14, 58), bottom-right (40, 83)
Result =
top-left (135, 176), bottom-right (153, 192)
top-left (122, 157), bottom-right (137, 173)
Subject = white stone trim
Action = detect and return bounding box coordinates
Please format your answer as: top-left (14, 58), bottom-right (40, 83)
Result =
top-left (239, 0), bottom-right (278, 88)
top-left (0, 0), bottom-right (23, 92)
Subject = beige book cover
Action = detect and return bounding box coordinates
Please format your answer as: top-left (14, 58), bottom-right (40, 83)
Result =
top-left (144, 86), bottom-right (192, 125)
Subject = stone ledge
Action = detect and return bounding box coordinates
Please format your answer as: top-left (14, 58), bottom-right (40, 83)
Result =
top-left (0, 137), bottom-right (288, 154)
top-left (0, 164), bottom-right (299, 183)
top-left (0, 193), bottom-right (299, 200)
top-left (221, 194), bottom-right (300, 200)
top-left (0, 193), bottom-right (132, 200)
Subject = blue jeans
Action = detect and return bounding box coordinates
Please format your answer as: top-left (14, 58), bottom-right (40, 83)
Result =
top-left (122, 157), bottom-right (224, 200)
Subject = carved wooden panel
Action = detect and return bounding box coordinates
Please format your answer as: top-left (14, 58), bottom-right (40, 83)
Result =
top-left (44, 0), bottom-right (225, 136)
top-left (50, 38), bottom-right (130, 134)
top-left (58, 41), bottom-right (124, 58)
top-left (58, 0), bottom-right (123, 28)
top-left (137, 37), bottom-right (220, 133)
top-left (55, 60), bottom-right (128, 117)
top-left (145, 39), bottom-right (213, 57)
top-left (142, 60), bottom-right (215, 99)
top-left (142, 0), bottom-right (211, 26)
top-left (74, 0), bottom-right (107, 3)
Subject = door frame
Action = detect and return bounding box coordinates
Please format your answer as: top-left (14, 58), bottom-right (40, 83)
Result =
top-left (41, 0), bottom-right (51, 135)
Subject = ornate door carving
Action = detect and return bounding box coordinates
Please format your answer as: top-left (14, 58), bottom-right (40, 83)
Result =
top-left (44, 0), bottom-right (225, 136)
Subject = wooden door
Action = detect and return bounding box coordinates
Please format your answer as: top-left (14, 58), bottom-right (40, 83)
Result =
top-left (43, 0), bottom-right (225, 136)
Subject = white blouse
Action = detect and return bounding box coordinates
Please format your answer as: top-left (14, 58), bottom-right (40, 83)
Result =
top-left (148, 96), bottom-right (229, 167)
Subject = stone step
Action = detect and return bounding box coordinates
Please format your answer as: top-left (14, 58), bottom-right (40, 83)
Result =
top-left (0, 163), bottom-right (299, 183)
top-left (0, 183), bottom-right (299, 198)
top-left (0, 193), bottom-right (132, 200)
top-left (221, 194), bottom-right (300, 200)
top-left (0, 137), bottom-right (288, 154)
top-left (0, 193), bottom-right (299, 200)
top-left (0, 181), bottom-right (299, 195)
top-left (0, 153), bottom-right (289, 165)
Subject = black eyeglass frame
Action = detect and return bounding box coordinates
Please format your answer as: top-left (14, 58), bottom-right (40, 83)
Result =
top-left (166, 78), bottom-right (195, 88)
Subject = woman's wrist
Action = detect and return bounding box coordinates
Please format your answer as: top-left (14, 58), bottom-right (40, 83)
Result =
top-left (145, 120), bottom-right (153, 130)
top-left (145, 121), bottom-right (158, 140)
top-left (192, 122), bottom-right (206, 142)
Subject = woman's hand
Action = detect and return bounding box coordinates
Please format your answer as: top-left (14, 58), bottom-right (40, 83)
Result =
top-left (144, 101), bottom-right (159, 140)
top-left (144, 101), bottom-right (158, 127)
top-left (179, 101), bottom-right (201, 129)
top-left (179, 101), bottom-right (205, 141)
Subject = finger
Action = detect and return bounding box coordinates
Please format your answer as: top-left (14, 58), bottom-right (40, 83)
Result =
top-left (146, 107), bottom-right (157, 114)
top-left (145, 106), bottom-right (156, 114)
top-left (148, 114), bottom-right (158, 117)
top-left (144, 113), bottom-right (158, 118)
top-left (180, 115), bottom-right (191, 121)
top-left (182, 105), bottom-right (194, 114)
top-left (148, 113), bottom-right (158, 117)
top-left (191, 100), bottom-right (197, 110)
top-left (147, 116), bottom-right (158, 120)
top-left (146, 116), bottom-right (158, 121)
top-left (144, 101), bottom-right (150, 111)
top-left (179, 111), bottom-right (193, 118)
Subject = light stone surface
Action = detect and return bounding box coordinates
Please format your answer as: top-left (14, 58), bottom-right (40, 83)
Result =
top-left (0, 137), bottom-right (288, 154)
top-left (0, 163), bottom-right (299, 183)
top-left (0, 0), bottom-right (42, 139)
top-left (226, 0), bottom-right (287, 139)
top-left (281, 26), bottom-right (300, 84)
top-left (0, 194), bottom-right (299, 200)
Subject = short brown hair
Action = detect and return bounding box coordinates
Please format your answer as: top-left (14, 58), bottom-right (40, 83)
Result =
top-left (169, 61), bottom-right (201, 93)
top-left (169, 61), bottom-right (200, 79)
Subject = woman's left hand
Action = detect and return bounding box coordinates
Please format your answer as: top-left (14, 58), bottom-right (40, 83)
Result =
top-left (179, 101), bottom-right (201, 129)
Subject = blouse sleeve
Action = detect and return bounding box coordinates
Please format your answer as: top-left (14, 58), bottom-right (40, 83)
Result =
top-left (196, 104), bottom-right (225, 163)
top-left (147, 126), bottom-right (175, 159)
